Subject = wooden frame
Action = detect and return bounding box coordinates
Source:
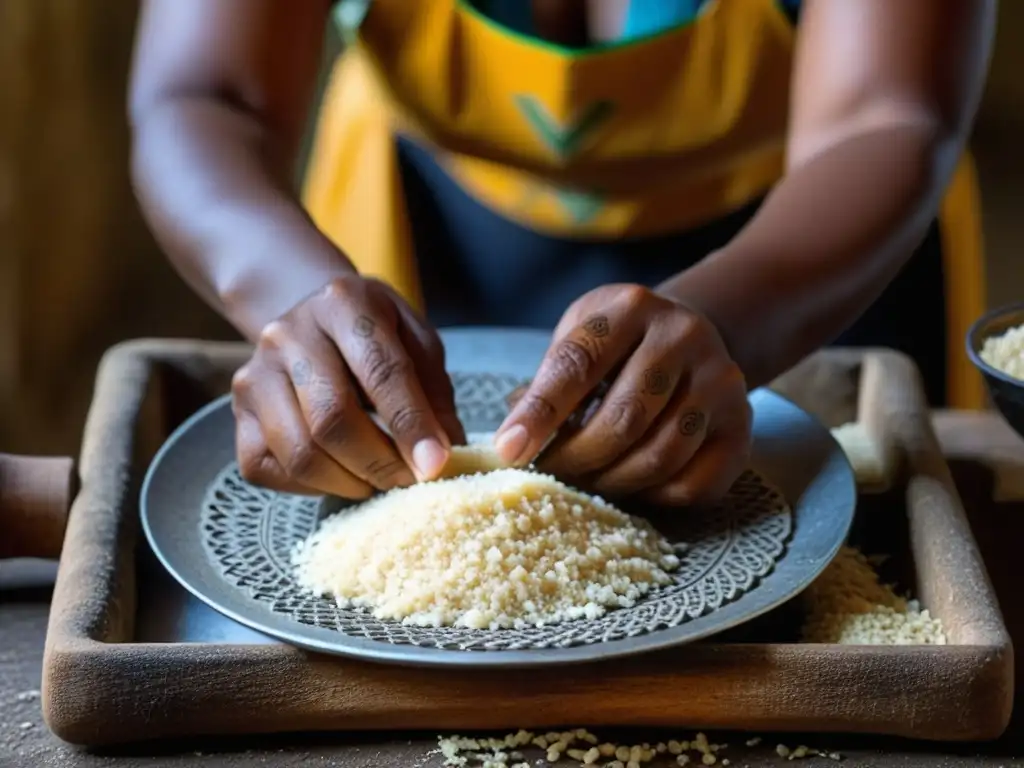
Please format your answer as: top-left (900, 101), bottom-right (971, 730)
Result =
top-left (40, 341), bottom-right (1012, 746)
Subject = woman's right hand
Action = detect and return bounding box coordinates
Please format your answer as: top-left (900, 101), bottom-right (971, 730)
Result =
top-left (231, 275), bottom-right (465, 499)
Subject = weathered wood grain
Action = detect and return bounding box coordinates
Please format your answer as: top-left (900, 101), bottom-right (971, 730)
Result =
top-left (30, 342), bottom-right (1013, 746)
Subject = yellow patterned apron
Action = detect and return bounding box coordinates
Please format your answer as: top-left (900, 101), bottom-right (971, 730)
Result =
top-left (303, 0), bottom-right (986, 408)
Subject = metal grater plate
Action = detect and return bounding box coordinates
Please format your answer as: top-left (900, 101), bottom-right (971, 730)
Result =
top-left (142, 328), bottom-right (855, 668)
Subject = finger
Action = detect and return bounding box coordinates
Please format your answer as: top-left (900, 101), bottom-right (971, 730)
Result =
top-left (504, 378), bottom-right (599, 437)
top-left (644, 430), bottom-right (751, 508)
top-left (245, 366), bottom-right (374, 499)
top-left (495, 310), bottom-right (642, 466)
top-left (268, 325), bottom-right (415, 491)
top-left (540, 336), bottom-right (687, 476)
top-left (234, 407), bottom-right (316, 495)
top-left (505, 382), bottom-right (529, 411)
top-left (388, 294), bottom-right (467, 446)
top-left (591, 395), bottom-right (710, 498)
top-left (317, 301), bottom-right (453, 482)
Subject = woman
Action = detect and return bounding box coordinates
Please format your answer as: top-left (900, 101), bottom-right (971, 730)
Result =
top-left (128, 0), bottom-right (995, 504)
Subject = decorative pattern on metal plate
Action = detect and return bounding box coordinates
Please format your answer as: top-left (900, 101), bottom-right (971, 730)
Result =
top-left (200, 372), bottom-right (792, 651)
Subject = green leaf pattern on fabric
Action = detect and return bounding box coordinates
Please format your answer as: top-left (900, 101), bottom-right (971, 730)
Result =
top-left (513, 95), bottom-right (614, 160)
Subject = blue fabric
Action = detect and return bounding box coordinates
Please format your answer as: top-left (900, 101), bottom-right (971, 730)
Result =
top-left (473, 1), bottom-right (801, 43)
top-left (622, 0), bottom-right (706, 39)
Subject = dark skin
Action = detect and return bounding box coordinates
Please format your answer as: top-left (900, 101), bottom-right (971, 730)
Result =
top-left (129, 0), bottom-right (995, 503)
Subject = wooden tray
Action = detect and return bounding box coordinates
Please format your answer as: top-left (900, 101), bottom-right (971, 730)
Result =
top-left (39, 340), bottom-right (1012, 746)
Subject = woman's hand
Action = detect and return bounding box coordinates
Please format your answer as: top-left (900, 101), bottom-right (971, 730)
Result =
top-left (231, 276), bottom-right (465, 499)
top-left (495, 284), bottom-right (751, 506)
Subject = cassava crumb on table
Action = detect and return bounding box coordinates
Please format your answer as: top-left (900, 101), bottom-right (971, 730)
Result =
top-left (435, 729), bottom-right (840, 767)
top-left (293, 469), bottom-right (681, 630)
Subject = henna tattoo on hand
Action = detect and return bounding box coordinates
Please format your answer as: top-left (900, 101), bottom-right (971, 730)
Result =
top-left (291, 359), bottom-right (312, 387)
top-left (582, 314), bottom-right (610, 338)
top-left (679, 410), bottom-right (706, 436)
top-left (642, 366), bottom-right (672, 396)
top-left (354, 315), bottom-right (375, 338)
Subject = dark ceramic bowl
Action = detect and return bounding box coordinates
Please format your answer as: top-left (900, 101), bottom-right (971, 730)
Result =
top-left (967, 301), bottom-right (1024, 440)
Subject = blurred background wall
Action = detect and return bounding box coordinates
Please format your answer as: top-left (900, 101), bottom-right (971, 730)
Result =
top-left (0, 1), bottom-right (1022, 458)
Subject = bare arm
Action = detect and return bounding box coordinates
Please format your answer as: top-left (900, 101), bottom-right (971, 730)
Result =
top-left (129, 0), bottom-right (354, 341)
top-left (130, 1), bottom-right (464, 492)
top-left (659, 0), bottom-right (996, 390)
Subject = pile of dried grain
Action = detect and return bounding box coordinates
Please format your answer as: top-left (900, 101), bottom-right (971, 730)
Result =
top-left (800, 546), bottom-right (946, 644)
top-left (292, 469), bottom-right (680, 630)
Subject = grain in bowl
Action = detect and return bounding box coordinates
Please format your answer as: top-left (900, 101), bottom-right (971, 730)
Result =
top-left (979, 321), bottom-right (1024, 380)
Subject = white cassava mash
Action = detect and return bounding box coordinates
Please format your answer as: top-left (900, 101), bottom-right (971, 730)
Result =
top-left (980, 322), bottom-right (1024, 379)
top-left (292, 468), bottom-right (681, 630)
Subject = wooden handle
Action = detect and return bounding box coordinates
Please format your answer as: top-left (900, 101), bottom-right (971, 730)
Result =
top-left (0, 453), bottom-right (76, 560)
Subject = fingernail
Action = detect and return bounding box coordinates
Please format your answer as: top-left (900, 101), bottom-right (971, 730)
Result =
top-left (495, 424), bottom-right (530, 465)
top-left (412, 438), bottom-right (448, 481)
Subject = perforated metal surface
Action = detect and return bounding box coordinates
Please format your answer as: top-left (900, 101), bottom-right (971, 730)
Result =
top-left (142, 328), bottom-right (856, 668)
top-left (201, 461), bottom-right (790, 651)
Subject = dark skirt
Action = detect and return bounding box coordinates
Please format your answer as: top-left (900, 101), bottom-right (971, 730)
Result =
top-left (397, 137), bottom-right (948, 406)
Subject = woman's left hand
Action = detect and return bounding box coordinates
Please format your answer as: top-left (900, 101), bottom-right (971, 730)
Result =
top-left (494, 283), bottom-right (752, 506)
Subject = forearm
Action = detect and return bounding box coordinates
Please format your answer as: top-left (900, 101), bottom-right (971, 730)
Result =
top-left (660, 124), bottom-right (959, 390)
top-left (130, 95), bottom-right (354, 341)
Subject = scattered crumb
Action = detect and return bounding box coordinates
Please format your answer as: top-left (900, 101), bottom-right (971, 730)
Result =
top-left (435, 731), bottom-right (793, 768)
